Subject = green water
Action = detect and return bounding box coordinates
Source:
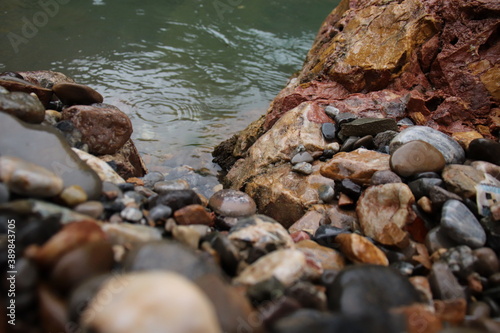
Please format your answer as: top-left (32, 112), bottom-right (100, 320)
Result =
top-left (1, 0), bottom-right (338, 171)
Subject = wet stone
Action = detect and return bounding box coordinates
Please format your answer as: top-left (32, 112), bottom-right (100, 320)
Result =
top-left (441, 200), bottom-right (486, 249)
top-left (352, 135), bottom-right (375, 150)
top-left (291, 151), bottom-right (314, 165)
top-left (150, 189), bottom-right (202, 212)
top-left (53, 82), bottom-right (103, 106)
top-left (408, 178), bottom-right (444, 199)
top-left (0, 156), bottom-right (64, 198)
top-left (73, 201), bottom-right (104, 219)
top-left (208, 189), bottom-right (256, 218)
top-left (370, 170), bottom-right (402, 185)
top-left (468, 138), bottom-right (500, 165)
top-left (473, 247), bottom-right (499, 277)
top-left (0, 76), bottom-right (53, 107)
top-left (339, 117), bottom-right (398, 137)
top-left (0, 90), bottom-right (45, 123)
top-left (149, 204), bottom-right (172, 221)
top-left (390, 140), bottom-right (446, 177)
top-left (153, 179), bottom-right (190, 193)
top-left (321, 123), bottom-right (336, 141)
top-left (429, 261), bottom-right (466, 300)
top-left (292, 162), bottom-right (313, 175)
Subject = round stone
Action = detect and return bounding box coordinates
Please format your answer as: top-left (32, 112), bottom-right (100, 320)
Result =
top-left (120, 207), bottom-right (143, 222)
top-left (81, 272), bottom-right (221, 333)
top-left (468, 138), bottom-right (500, 165)
top-left (473, 247), bottom-right (499, 277)
top-left (389, 126), bottom-right (465, 164)
top-left (149, 204), bottom-right (172, 221)
top-left (370, 170), bottom-right (402, 185)
top-left (208, 189), bottom-right (256, 217)
top-left (292, 162), bottom-right (313, 175)
top-left (441, 200), bottom-right (486, 249)
top-left (154, 179), bottom-right (190, 193)
top-left (321, 123), bottom-right (336, 141)
top-left (52, 82), bottom-right (103, 105)
top-left (0, 156), bottom-right (63, 197)
top-left (59, 185), bottom-right (88, 207)
top-left (390, 140), bottom-right (446, 177)
top-left (318, 184), bottom-right (335, 203)
top-left (73, 201), bottom-right (104, 219)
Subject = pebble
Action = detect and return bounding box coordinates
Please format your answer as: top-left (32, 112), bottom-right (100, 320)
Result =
top-left (149, 204), bottom-right (172, 221)
top-left (318, 184), bottom-right (335, 203)
top-left (0, 182), bottom-right (10, 204)
top-left (120, 207), bottom-right (143, 222)
top-left (468, 138), bottom-right (500, 165)
top-left (58, 185), bottom-right (88, 207)
top-left (172, 225), bottom-right (210, 249)
top-left (429, 185), bottom-right (462, 209)
top-left (335, 233), bottom-right (389, 266)
top-left (153, 179), bottom-right (190, 193)
top-left (374, 130), bottom-right (398, 149)
top-left (429, 261), bottom-right (466, 300)
top-left (313, 225), bottom-right (350, 248)
top-left (0, 90), bottom-right (45, 123)
top-left (408, 177), bottom-right (444, 199)
top-left (101, 223), bottom-right (162, 244)
top-left (81, 272), bottom-right (221, 333)
top-left (72, 148), bottom-right (125, 184)
top-left (0, 76), bottom-right (53, 107)
top-left (425, 226), bottom-right (458, 253)
top-left (335, 178), bottom-right (362, 199)
top-left (441, 200), bottom-right (486, 249)
top-left (471, 161), bottom-right (500, 182)
top-left (174, 204), bottom-right (213, 226)
top-left (150, 189), bottom-right (202, 211)
top-left (473, 247), bottom-right (499, 277)
top-left (352, 135), bottom-right (375, 150)
top-left (321, 123), bottom-right (336, 141)
top-left (339, 136), bottom-right (359, 152)
top-left (288, 210), bottom-right (324, 234)
top-left (324, 105), bottom-right (340, 119)
top-left (292, 162), bottom-right (313, 175)
top-left (291, 151), bottom-right (314, 164)
top-left (389, 125), bottom-right (465, 164)
top-left (73, 201), bottom-right (104, 219)
top-left (356, 183), bottom-right (415, 247)
top-left (390, 140), bottom-right (446, 177)
top-left (333, 112), bottom-right (358, 126)
top-left (370, 169), bottom-right (402, 185)
top-left (452, 131), bottom-right (484, 150)
top-left (0, 156), bottom-right (63, 197)
top-left (339, 117), bottom-right (398, 137)
top-left (296, 240), bottom-right (345, 270)
top-left (52, 82), bottom-right (103, 105)
top-left (440, 245), bottom-right (477, 279)
top-left (442, 164), bottom-right (486, 199)
top-left (208, 189), bottom-right (256, 217)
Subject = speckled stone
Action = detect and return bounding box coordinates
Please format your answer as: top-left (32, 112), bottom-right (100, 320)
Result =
top-left (441, 200), bottom-right (486, 249)
top-left (208, 189), bottom-right (256, 217)
top-left (390, 140), bottom-right (446, 177)
top-left (390, 126), bottom-right (465, 164)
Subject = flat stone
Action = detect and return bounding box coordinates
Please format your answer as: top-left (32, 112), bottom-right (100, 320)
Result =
top-left (62, 104), bottom-right (132, 155)
top-left (321, 123), bottom-right (336, 141)
top-left (371, 170), bottom-right (402, 185)
top-left (150, 189), bottom-right (202, 212)
top-left (390, 140), bottom-right (446, 177)
top-left (291, 151), bottom-right (314, 164)
top-left (0, 156), bottom-right (63, 197)
top-left (390, 126), bottom-right (465, 164)
top-left (441, 200), bottom-right (486, 249)
top-left (0, 76), bottom-right (53, 107)
top-left (468, 138), bottom-right (500, 165)
top-left (0, 90), bottom-right (45, 123)
top-left (292, 162), bottom-right (313, 175)
top-left (429, 261), bottom-right (466, 300)
top-left (339, 118), bottom-right (398, 137)
top-left (153, 179), bottom-right (190, 193)
top-left (72, 148), bottom-right (125, 184)
top-left (81, 272), bottom-right (221, 333)
top-left (320, 148), bottom-right (390, 186)
top-left (53, 83), bottom-right (103, 105)
top-left (174, 204), bottom-right (213, 226)
top-left (339, 136), bottom-right (359, 152)
top-left (18, 70), bottom-right (75, 88)
top-left (0, 113), bottom-right (102, 199)
top-left (208, 189), bottom-right (256, 217)
top-left (335, 233), bottom-right (389, 266)
top-left (356, 183), bottom-right (415, 247)
top-left (296, 240), bottom-right (345, 270)
top-left (442, 164), bottom-right (485, 199)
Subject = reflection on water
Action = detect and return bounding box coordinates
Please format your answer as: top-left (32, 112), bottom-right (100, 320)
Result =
top-left (0, 0), bottom-right (339, 171)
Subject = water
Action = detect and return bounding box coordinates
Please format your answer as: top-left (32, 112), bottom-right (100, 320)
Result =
top-left (1, 0), bottom-right (339, 172)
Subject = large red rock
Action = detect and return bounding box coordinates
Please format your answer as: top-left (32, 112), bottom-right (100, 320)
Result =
top-left (62, 104), bottom-right (133, 155)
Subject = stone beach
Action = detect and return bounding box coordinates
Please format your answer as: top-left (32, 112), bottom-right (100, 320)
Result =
top-left (1, 0), bottom-right (500, 333)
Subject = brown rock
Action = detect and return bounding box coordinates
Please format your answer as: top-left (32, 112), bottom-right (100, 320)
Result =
top-left (442, 164), bottom-right (486, 198)
top-left (0, 90), bottom-right (46, 123)
top-left (452, 131), bottom-right (484, 150)
top-left (0, 76), bottom-right (53, 107)
top-left (320, 148), bottom-right (391, 186)
top-left (39, 283), bottom-right (68, 333)
top-left (418, 196), bottom-right (433, 214)
top-left (338, 193), bottom-right (355, 208)
top-left (471, 161), bottom-right (500, 182)
top-left (335, 233), bottom-right (388, 266)
top-left (296, 239), bottom-right (345, 270)
top-left (99, 139), bottom-right (148, 178)
top-left (392, 304), bottom-right (443, 333)
top-left (390, 140), bottom-right (446, 177)
top-left (18, 70), bottom-right (75, 88)
top-left (53, 82), bottom-right (103, 105)
top-left (288, 210), bottom-right (325, 234)
top-left (356, 183), bottom-right (416, 247)
top-left (434, 298), bottom-right (467, 326)
top-left (409, 276), bottom-right (433, 304)
top-left (62, 104), bottom-right (132, 155)
top-left (174, 204), bottom-right (213, 226)
top-left (323, 203), bottom-right (358, 230)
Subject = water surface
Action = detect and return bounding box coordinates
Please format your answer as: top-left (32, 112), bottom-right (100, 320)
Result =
top-left (1, 0), bottom-right (339, 171)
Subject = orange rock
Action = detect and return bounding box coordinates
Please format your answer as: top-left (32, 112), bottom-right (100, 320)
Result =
top-left (392, 304), bottom-right (442, 333)
top-left (174, 204), bottom-right (213, 226)
top-left (452, 131), bottom-right (484, 150)
top-left (335, 233), bottom-right (388, 266)
top-left (409, 276), bottom-right (433, 304)
top-left (338, 193), bottom-right (355, 208)
top-left (434, 298), bottom-right (467, 326)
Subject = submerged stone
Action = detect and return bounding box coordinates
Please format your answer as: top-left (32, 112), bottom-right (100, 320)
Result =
top-left (0, 113), bottom-right (102, 199)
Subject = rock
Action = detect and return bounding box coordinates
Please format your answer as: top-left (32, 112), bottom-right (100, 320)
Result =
top-left (234, 249), bottom-right (321, 286)
top-left (335, 179), bottom-right (362, 200)
top-left (174, 204), bottom-right (213, 226)
top-left (440, 245), bottom-right (477, 279)
top-left (62, 104), bottom-right (133, 155)
top-left (321, 123), bottom-right (336, 141)
top-left (352, 135), bottom-right (375, 150)
top-left (81, 272), bottom-right (221, 333)
top-left (468, 139), bottom-right (500, 165)
top-left (473, 247), bottom-right (499, 277)
top-left (0, 76), bottom-right (53, 107)
top-left (153, 179), bottom-right (190, 193)
top-left (292, 162), bottom-right (313, 175)
top-left (296, 240), bottom-right (345, 270)
top-left (208, 189), bottom-right (256, 217)
top-left (374, 130), bottom-right (399, 149)
top-left (285, 281), bottom-right (328, 310)
top-left (442, 164), bottom-right (486, 198)
top-left (390, 140), bottom-right (446, 177)
top-left (441, 200), bottom-right (486, 249)
top-left (143, 171), bottom-right (164, 187)
top-left (0, 156), bottom-right (63, 197)
top-left (429, 261), bottom-right (466, 300)
top-left (452, 131), bottom-right (484, 150)
top-left (334, 112), bottom-right (358, 126)
top-left (228, 215), bottom-right (294, 263)
top-left (327, 265), bottom-right (421, 316)
top-left (123, 240), bottom-right (220, 280)
top-left (0, 183), bottom-right (9, 204)
top-left (335, 233), bottom-right (389, 266)
top-left (101, 223), bottom-right (162, 244)
top-left (50, 241), bottom-right (114, 294)
top-left (408, 178), bottom-right (444, 199)
top-left (339, 136), bottom-right (359, 152)
top-left (150, 189), bottom-right (202, 211)
top-left (288, 210), bottom-right (324, 235)
top-left (291, 151), bottom-right (314, 165)
top-left (339, 118), bottom-right (398, 137)
top-left (318, 184), bottom-right (335, 203)
top-left (0, 112), bottom-right (102, 199)
top-left (313, 225), bottom-right (350, 248)
top-left (58, 185), bottom-right (87, 207)
top-left (425, 226), bottom-right (459, 254)
top-left (371, 170), bottom-right (403, 185)
top-left (18, 70), bottom-right (75, 88)
top-left (429, 186), bottom-right (463, 210)
top-left (73, 201), bottom-right (104, 220)
top-left (320, 148), bottom-right (391, 186)
top-left (0, 90), bottom-right (45, 123)
top-left (471, 161), bottom-right (500, 182)
top-left (390, 126), bottom-right (465, 165)
top-left (120, 207), bottom-right (143, 222)
top-left (72, 148), bottom-right (125, 184)
top-left (52, 83), bottom-right (103, 105)
top-left (98, 139), bottom-right (147, 179)
top-left (172, 225), bottom-right (209, 249)
top-left (356, 183), bottom-right (415, 247)
top-left (149, 204), bottom-right (172, 221)
top-left (324, 105), bottom-right (340, 119)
